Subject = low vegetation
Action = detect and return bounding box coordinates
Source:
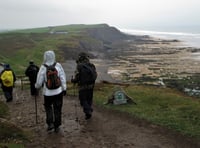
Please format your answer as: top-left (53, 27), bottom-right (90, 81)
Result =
top-left (1, 82), bottom-right (200, 145)
top-left (93, 83), bottom-right (200, 140)
top-left (0, 24), bottom-right (109, 74)
top-left (0, 101), bottom-right (28, 147)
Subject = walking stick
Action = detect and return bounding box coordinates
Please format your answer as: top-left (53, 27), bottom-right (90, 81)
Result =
top-left (72, 76), bottom-right (79, 125)
top-left (35, 93), bottom-right (38, 124)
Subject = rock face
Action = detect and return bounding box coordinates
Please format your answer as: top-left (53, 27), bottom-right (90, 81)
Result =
top-left (85, 24), bottom-right (130, 43)
top-left (59, 24), bottom-right (136, 59)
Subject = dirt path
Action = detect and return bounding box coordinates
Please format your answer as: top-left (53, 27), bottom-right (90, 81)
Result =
top-left (1, 87), bottom-right (198, 148)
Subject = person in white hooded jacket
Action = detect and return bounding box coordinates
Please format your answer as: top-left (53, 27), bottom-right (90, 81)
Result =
top-left (35, 50), bottom-right (67, 133)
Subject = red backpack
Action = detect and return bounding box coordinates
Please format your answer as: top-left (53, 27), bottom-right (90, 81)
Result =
top-left (43, 63), bottom-right (61, 89)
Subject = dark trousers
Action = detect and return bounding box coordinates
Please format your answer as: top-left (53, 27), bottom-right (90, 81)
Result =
top-left (44, 92), bottom-right (63, 128)
top-left (2, 85), bottom-right (13, 101)
top-left (30, 81), bottom-right (37, 96)
top-left (79, 89), bottom-right (93, 115)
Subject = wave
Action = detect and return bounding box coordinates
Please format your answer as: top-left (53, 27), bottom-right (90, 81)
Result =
top-left (120, 29), bottom-right (200, 48)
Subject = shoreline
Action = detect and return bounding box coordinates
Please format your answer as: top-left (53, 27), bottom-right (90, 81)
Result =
top-left (97, 37), bottom-right (200, 86)
top-left (120, 29), bottom-right (200, 48)
top-left (62, 33), bottom-right (200, 96)
top-left (63, 35), bottom-right (200, 83)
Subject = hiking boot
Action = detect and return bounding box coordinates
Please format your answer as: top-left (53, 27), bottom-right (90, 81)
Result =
top-left (47, 124), bottom-right (54, 131)
top-left (85, 113), bottom-right (92, 120)
top-left (6, 98), bottom-right (12, 102)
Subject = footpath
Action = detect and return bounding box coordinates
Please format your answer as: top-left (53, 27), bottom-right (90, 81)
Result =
top-left (0, 86), bottom-right (199, 148)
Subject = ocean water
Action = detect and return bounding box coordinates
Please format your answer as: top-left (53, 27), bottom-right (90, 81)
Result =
top-left (120, 28), bottom-right (200, 48)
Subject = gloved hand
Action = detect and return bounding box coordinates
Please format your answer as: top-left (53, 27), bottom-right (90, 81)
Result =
top-left (62, 90), bottom-right (66, 96)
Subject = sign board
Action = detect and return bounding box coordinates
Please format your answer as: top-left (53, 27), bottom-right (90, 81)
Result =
top-left (113, 90), bottom-right (127, 105)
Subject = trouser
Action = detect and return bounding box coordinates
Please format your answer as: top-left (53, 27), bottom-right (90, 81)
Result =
top-left (79, 88), bottom-right (93, 115)
top-left (44, 92), bottom-right (63, 128)
top-left (30, 81), bottom-right (38, 96)
top-left (2, 86), bottom-right (13, 101)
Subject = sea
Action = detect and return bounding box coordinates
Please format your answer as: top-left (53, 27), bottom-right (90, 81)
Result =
top-left (119, 28), bottom-right (200, 96)
top-left (120, 28), bottom-right (200, 48)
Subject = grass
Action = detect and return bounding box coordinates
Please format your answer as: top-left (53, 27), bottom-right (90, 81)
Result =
top-left (0, 121), bottom-right (28, 142)
top-left (0, 24), bottom-right (103, 75)
top-left (0, 101), bottom-right (9, 118)
top-left (1, 81), bottom-right (200, 145)
top-left (0, 100), bottom-right (28, 145)
top-left (93, 83), bottom-right (200, 139)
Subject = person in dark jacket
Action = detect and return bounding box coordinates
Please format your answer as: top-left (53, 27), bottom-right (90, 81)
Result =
top-left (0, 64), bottom-right (16, 102)
top-left (71, 52), bottom-right (97, 120)
top-left (25, 61), bottom-right (39, 96)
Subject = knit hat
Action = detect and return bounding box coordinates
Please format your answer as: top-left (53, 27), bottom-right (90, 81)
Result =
top-left (77, 52), bottom-right (89, 63)
top-left (4, 64), bottom-right (10, 69)
top-left (29, 61), bottom-right (34, 65)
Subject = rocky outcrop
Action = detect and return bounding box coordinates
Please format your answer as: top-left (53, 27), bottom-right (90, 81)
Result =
top-left (85, 24), bottom-right (130, 44)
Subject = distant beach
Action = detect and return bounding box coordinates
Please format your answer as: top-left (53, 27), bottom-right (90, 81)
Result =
top-left (120, 29), bottom-right (200, 48)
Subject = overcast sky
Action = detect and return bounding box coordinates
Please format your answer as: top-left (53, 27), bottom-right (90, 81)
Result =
top-left (1, 0), bottom-right (200, 31)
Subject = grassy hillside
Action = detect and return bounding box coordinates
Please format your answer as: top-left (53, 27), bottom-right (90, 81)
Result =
top-left (11, 24), bottom-right (108, 33)
top-left (0, 24), bottom-right (116, 75)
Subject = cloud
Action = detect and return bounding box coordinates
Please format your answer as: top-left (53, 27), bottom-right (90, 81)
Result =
top-left (0, 0), bottom-right (200, 29)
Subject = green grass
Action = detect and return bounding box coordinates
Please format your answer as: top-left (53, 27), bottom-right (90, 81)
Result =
top-left (0, 121), bottom-right (27, 142)
top-left (0, 100), bottom-right (28, 145)
top-left (0, 24), bottom-right (104, 75)
top-left (94, 83), bottom-right (200, 139)
top-left (0, 101), bottom-right (9, 118)
top-left (5, 24), bottom-right (108, 34)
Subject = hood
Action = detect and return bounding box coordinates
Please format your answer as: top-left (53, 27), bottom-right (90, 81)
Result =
top-left (43, 50), bottom-right (56, 65)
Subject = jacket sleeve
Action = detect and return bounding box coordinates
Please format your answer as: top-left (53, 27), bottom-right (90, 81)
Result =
top-left (25, 66), bottom-right (29, 76)
top-left (12, 71), bottom-right (16, 82)
top-left (35, 65), bottom-right (46, 89)
top-left (57, 63), bottom-right (67, 91)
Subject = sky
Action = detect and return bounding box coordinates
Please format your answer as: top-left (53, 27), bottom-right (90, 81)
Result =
top-left (1, 0), bottom-right (200, 31)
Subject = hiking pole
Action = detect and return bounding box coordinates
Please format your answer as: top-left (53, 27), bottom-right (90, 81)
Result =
top-left (71, 77), bottom-right (79, 128)
top-left (71, 75), bottom-right (79, 126)
top-left (34, 93), bottom-right (38, 124)
top-left (71, 75), bottom-right (76, 97)
top-left (73, 83), bottom-right (79, 123)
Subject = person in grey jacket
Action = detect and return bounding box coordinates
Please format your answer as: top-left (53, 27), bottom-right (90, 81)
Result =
top-left (35, 50), bottom-right (67, 133)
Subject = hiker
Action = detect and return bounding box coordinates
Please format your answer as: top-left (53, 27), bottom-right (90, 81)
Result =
top-left (71, 52), bottom-right (97, 120)
top-left (0, 64), bottom-right (16, 102)
top-left (35, 50), bottom-right (67, 132)
top-left (25, 61), bottom-right (39, 96)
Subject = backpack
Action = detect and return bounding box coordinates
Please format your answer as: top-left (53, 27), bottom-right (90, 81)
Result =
top-left (0, 70), bottom-right (14, 87)
top-left (78, 62), bottom-right (97, 85)
top-left (44, 63), bottom-right (61, 89)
